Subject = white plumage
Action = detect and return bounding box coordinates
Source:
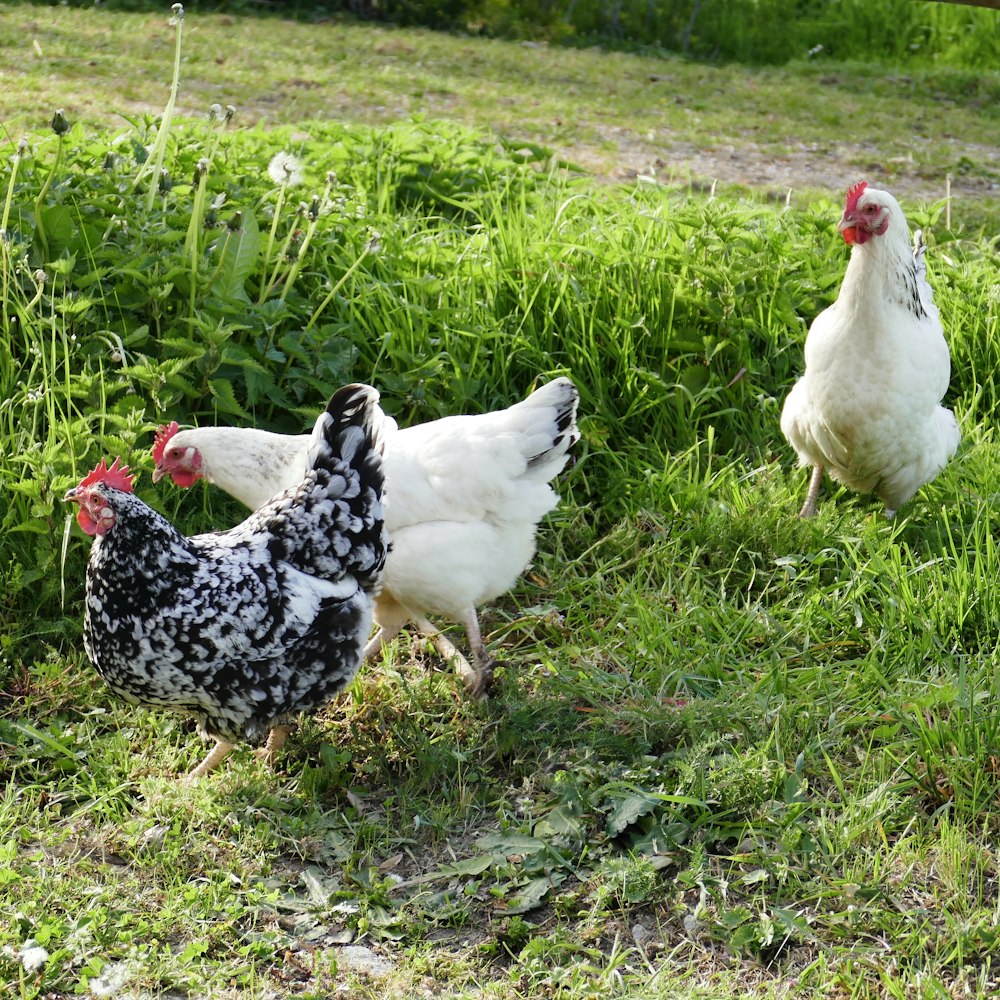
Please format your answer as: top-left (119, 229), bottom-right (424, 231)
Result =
top-left (780, 181), bottom-right (960, 518)
top-left (152, 378), bottom-right (580, 695)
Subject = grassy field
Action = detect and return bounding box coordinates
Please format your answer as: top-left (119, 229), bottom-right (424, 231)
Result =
top-left (2, 2), bottom-right (1000, 215)
top-left (3, 3), bottom-right (1000, 999)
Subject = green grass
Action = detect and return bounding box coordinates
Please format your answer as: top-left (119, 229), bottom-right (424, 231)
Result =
top-left (4, 4), bottom-right (1000, 998)
top-left (2, 2), bottom-right (1000, 225)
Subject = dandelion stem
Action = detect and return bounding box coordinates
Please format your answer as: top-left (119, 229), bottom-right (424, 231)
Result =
top-left (137, 4), bottom-right (185, 214)
top-left (186, 161), bottom-right (210, 317)
top-left (257, 183), bottom-right (288, 305)
top-left (0, 149), bottom-right (23, 333)
top-left (33, 131), bottom-right (64, 261)
top-left (281, 177), bottom-right (333, 300)
top-left (0, 148), bottom-right (22, 240)
top-left (259, 205), bottom-right (302, 303)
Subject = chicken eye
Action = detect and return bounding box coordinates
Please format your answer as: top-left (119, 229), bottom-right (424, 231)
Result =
top-left (864, 204), bottom-right (878, 214)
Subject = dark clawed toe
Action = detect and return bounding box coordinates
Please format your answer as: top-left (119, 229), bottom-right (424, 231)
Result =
top-left (465, 660), bottom-right (496, 700)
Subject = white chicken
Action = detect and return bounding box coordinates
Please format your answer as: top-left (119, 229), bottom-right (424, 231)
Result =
top-left (780, 180), bottom-right (960, 518)
top-left (152, 378), bottom-right (580, 696)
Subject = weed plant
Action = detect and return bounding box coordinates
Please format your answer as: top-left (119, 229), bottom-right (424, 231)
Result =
top-left (3, 6), bottom-right (1000, 998)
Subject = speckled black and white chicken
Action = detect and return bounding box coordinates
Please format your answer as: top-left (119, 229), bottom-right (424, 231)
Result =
top-left (151, 378), bottom-right (580, 696)
top-left (64, 384), bottom-right (387, 778)
top-left (780, 181), bottom-right (960, 518)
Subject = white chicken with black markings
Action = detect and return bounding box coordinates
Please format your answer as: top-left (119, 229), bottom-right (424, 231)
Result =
top-left (65, 383), bottom-right (387, 779)
top-left (781, 180), bottom-right (960, 519)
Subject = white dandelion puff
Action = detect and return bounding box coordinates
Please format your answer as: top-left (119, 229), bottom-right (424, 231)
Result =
top-left (88, 959), bottom-right (137, 997)
top-left (267, 152), bottom-right (304, 187)
top-left (19, 941), bottom-right (49, 972)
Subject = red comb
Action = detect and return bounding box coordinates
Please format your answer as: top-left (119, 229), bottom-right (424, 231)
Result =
top-left (152, 421), bottom-right (180, 464)
top-left (845, 180), bottom-right (868, 214)
top-left (78, 457), bottom-right (136, 493)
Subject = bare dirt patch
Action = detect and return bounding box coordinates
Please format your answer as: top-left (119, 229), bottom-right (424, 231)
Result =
top-left (552, 126), bottom-right (998, 203)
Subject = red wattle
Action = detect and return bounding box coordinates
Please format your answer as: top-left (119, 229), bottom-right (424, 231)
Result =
top-left (171, 469), bottom-right (203, 488)
top-left (841, 226), bottom-right (858, 245)
top-left (76, 509), bottom-right (99, 537)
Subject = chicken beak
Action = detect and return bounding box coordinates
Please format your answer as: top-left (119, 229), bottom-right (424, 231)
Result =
top-left (63, 486), bottom-right (82, 503)
top-left (837, 214), bottom-right (859, 245)
top-left (151, 466), bottom-right (165, 484)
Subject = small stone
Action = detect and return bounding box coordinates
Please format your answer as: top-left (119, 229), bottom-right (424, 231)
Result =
top-left (335, 944), bottom-right (394, 978)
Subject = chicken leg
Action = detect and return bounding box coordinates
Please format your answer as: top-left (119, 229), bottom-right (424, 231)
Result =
top-left (187, 738), bottom-right (235, 780)
top-left (798, 463), bottom-right (824, 519)
top-left (412, 611), bottom-right (493, 697)
top-left (364, 598), bottom-right (493, 697)
top-left (255, 725), bottom-right (293, 765)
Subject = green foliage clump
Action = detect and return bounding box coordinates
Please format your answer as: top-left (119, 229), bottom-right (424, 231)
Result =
top-left (5, 90), bottom-right (998, 671)
top-left (0, 110), bottom-right (549, 658)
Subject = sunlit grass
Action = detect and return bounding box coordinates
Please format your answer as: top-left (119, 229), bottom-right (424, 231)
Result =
top-left (3, 5), bottom-right (1000, 998)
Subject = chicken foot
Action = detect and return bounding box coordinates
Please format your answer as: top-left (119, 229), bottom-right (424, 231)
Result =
top-left (255, 725), bottom-right (293, 766)
top-left (412, 613), bottom-right (494, 698)
top-left (364, 606), bottom-right (494, 697)
top-left (798, 463), bottom-right (824, 519)
top-left (187, 738), bottom-right (235, 780)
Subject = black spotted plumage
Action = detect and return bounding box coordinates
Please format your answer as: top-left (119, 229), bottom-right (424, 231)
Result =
top-left (71, 384), bottom-right (386, 760)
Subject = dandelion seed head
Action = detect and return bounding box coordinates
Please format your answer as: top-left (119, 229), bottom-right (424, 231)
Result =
top-left (19, 941), bottom-right (49, 972)
top-left (267, 151), bottom-right (304, 187)
top-left (89, 959), bottom-right (136, 997)
top-left (208, 103), bottom-right (223, 120)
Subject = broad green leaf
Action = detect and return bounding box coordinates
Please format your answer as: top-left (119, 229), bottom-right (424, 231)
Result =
top-left (38, 205), bottom-right (76, 256)
top-left (209, 378), bottom-right (250, 419)
top-left (502, 874), bottom-right (565, 915)
top-left (441, 855), bottom-right (503, 877)
top-left (476, 833), bottom-right (546, 856)
top-left (212, 209), bottom-right (261, 303)
top-left (605, 792), bottom-right (661, 837)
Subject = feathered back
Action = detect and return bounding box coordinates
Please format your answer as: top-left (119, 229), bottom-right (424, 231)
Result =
top-left (237, 383), bottom-right (387, 590)
top-left (380, 377), bottom-right (580, 529)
